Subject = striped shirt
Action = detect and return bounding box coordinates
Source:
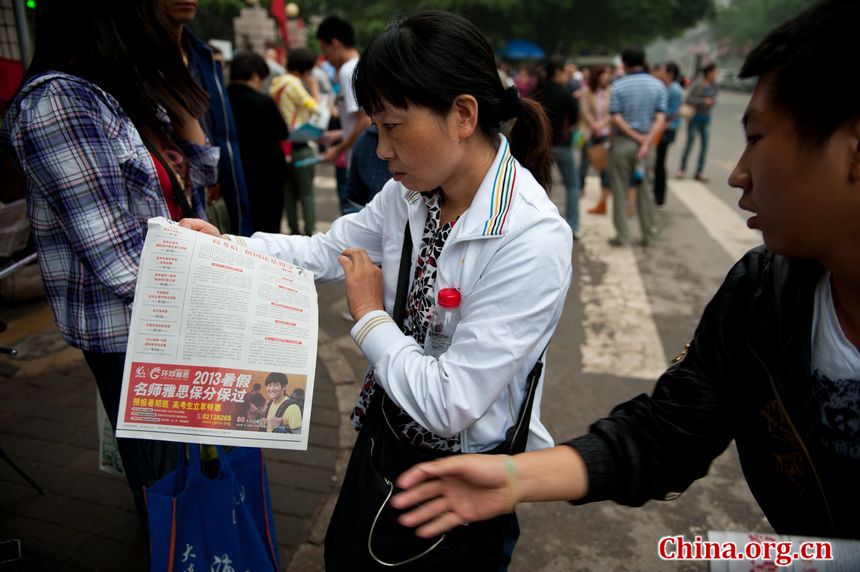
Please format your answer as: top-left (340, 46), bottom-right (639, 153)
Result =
top-left (685, 80), bottom-right (719, 117)
top-left (2, 72), bottom-right (219, 352)
top-left (609, 71), bottom-right (667, 134)
top-left (270, 74), bottom-right (317, 128)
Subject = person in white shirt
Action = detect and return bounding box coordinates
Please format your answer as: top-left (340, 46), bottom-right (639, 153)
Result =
top-left (316, 15), bottom-right (371, 167)
top-left (181, 10), bottom-right (572, 569)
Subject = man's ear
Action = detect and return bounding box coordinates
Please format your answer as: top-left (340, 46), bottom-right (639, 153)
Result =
top-left (451, 94), bottom-right (479, 142)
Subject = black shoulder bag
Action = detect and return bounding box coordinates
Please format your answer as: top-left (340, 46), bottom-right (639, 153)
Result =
top-left (324, 223), bottom-right (548, 571)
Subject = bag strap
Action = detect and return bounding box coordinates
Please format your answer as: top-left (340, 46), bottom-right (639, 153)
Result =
top-left (140, 133), bottom-right (196, 220)
top-left (392, 221), bottom-right (412, 330)
top-left (273, 84), bottom-right (301, 126)
top-left (187, 442), bottom-right (203, 476)
top-left (502, 344), bottom-right (549, 454)
top-left (386, 218), bottom-right (546, 454)
top-left (256, 448), bottom-right (280, 571)
top-left (273, 84), bottom-right (286, 103)
top-left (184, 443), bottom-right (238, 477)
top-left (172, 444), bottom-right (189, 497)
top-left (363, 221), bottom-right (412, 433)
top-left (168, 497), bottom-right (178, 572)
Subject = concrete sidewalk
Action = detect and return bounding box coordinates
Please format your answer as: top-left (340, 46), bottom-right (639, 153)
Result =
top-left (0, 287), bottom-right (361, 571)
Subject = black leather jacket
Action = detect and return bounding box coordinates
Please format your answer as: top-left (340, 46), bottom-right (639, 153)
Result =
top-left (569, 246), bottom-right (859, 539)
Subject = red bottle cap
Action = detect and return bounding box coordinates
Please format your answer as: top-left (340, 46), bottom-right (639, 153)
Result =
top-left (437, 288), bottom-right (461, 308)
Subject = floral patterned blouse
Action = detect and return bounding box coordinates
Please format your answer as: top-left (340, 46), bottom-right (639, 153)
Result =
top-left (351, 190), bottom-right (461, 451)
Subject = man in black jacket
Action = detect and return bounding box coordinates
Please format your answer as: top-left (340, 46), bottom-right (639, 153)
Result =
top-left (227, 52), bottom-right (289, 234)
top-left (390, 0), bottom-right (860, 542)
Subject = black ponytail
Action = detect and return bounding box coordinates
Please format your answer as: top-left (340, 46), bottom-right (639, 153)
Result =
top-left (354, 10), bottom-right (554, 190)
top-left (508, 97), bottom-right (553, 191)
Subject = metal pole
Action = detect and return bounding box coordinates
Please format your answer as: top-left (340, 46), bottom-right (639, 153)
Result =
top-left (12, 0), bottom-right (33, 66)
top-left (0, 252), bottom-right (37, 281)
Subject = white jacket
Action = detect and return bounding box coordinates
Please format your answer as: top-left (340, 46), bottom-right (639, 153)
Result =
top-left (240, 137), bottom-right (573, 452)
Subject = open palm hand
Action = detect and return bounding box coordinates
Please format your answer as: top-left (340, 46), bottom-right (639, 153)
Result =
top-left (391, 454), bottom-right (514, 538)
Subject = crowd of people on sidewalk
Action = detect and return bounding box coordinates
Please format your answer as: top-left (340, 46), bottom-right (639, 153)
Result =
top-left (2, 0), bottom-right (858, 570)
top-left (514, 47), bottom-right (716, 245)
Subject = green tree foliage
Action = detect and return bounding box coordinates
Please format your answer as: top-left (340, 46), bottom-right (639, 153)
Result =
top-left (711, 0), bottom-right (818, 54)
top-left (189, 0), bottom-right (249, 42)
top-left (192, 0), bottom-right (713, 56)
top-left (291, 0), bottom-right (713, 55)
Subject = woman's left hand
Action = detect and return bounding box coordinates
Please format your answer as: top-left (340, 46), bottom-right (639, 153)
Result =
top-left (338, 248), bottom-right (384, 321)
top-left (179, 218), bottom-right (222, 237)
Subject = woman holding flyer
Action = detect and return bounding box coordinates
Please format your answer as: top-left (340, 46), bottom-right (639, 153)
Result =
top-left (181, 10), bottom-right (572, 570)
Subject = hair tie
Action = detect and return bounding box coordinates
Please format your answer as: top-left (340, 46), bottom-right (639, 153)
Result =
top-left (500, 86), bottom-right (521, 119)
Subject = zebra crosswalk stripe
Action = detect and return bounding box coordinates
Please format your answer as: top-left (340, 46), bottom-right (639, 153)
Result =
top-left (578, 178), bottom-right (669, 381)
top-left (669, 180), bottom-right (762, 261)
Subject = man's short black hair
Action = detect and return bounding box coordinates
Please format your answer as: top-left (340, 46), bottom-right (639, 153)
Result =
top-left (316, 15), bottom-right (355, 48)
top-left (265, 372), bottom-right (288, 387)
top-left (739, 0), bottom-right (858, 145)
top-left (621, 47), bottom-right (645, 69)
top-left (287, 48), bottom-right (316, 74)
top-left (543, 54), bottom-right (567, 80)
top-left (230, 51), bottom-right (270, 82)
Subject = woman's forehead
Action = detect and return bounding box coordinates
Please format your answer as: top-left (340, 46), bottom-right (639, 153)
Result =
top-left (371, 102), bottom-right (409, 119)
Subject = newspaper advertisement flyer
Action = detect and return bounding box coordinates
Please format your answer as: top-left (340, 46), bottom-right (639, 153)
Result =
top-left (116, 217), bottom-right (318, 450)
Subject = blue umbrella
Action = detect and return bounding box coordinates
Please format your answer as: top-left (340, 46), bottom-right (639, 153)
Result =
top-left (500, 39), bottom-right (546, 60)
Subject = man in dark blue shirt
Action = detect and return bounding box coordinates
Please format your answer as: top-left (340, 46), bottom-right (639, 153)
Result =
top-left (541, 56), bottom-right (581, 236)
top-left (345, 125), bottom-right (390, 210)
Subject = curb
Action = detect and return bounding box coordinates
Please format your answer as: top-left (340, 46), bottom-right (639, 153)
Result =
top-left (286, 330), bottom-right (359, 572)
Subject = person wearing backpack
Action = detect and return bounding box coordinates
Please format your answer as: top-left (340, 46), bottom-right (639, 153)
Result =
top-left (262, 372), bottom-right (303, 434)
top-left (270, 47), bottom-right (321, 236)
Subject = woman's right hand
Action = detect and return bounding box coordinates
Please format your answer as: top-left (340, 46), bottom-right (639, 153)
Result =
top-left (179, 218), bottom-right (222, 237)
top-left (338, 248), bottom-right (384, 321)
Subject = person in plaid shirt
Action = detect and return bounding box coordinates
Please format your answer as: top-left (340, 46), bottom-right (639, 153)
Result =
top-left (2, 0), bottom-right (218, 522)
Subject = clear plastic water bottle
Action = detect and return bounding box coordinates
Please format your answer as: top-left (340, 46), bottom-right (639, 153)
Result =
top-left (423, 288), bottom-right (461, 358)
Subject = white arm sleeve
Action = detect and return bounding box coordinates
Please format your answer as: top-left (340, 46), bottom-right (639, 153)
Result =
top-left (242, 181), bottom-right (394, 281)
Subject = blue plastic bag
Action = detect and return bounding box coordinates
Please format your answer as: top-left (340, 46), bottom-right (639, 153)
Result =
top-left (145, 445), bottom-right (280, 572)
